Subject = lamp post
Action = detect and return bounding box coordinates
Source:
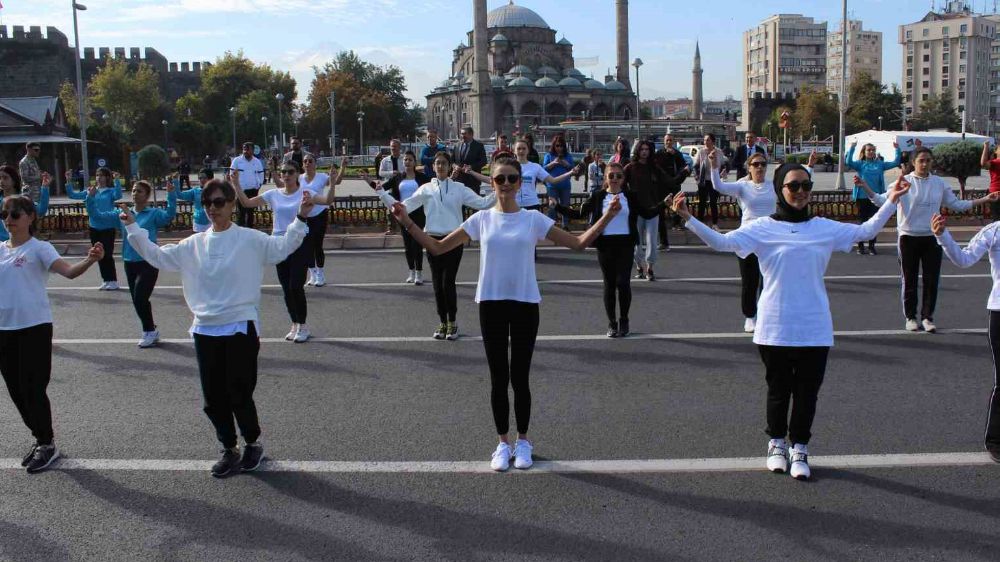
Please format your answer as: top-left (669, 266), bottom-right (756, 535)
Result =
top-left (812, 124), bottom-right (817, 141)
top-left (229, 107), bottom-right (236, 152)
top-left (327, 91), bottom-right (336, 155)
top-left (878, 115), bottom-right (884, 131)
top-left (834, 0), bottom-right (848, 191)
top-left (632, 58), bottom-right (643, 140)
top-left (161, 119), bottom-right (168, 148)
top-left (261, 115), bottom-right (268, 151)
top-left (72, 1), bottom-right (90, 188)
top-left (276, 93), bottom-right (285, 154)
top-left (357, 111), bottom-right (365, 157)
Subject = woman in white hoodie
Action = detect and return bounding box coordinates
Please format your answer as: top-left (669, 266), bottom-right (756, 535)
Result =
top-left (124, 179), bottom-right (312, 478)
top-left (374, 151), bottom-right (495, 340)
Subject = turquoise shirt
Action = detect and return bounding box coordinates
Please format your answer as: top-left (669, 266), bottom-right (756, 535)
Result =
top-left (846, 145), bottom-right (902, 200)
top-left (176, 182), bottom-right (208, 227)
top-left (0, 186), bottom-right (50, 242)
top-left (68, 179), bottom-right (124, 229)
top-left (542, 152), bottom-right (574, 190)
top-left (87, 190), bottom-right (177, 262)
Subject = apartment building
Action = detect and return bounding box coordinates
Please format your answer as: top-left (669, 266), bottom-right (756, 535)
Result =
top-left (826, 19), bottom-right (883, 99)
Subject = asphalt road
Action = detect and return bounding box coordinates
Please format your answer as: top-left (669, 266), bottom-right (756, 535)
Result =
top-left (2, 245), bottom-right (999, 561)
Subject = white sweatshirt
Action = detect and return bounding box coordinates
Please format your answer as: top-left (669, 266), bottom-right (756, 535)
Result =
top-left (871, 173), bottom-right (973, 237)
top-left (378, 177), bottom-right (496, 236)
top-left (124, 220), bottom-right (307, 328)
top-left (937, 225), bottom-right (1000, 311)
top-left (710, 168), bottom-right (778, 226)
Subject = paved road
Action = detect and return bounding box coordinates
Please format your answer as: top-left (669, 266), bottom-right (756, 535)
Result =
top-left (2, 246), bottom-right (999, 560)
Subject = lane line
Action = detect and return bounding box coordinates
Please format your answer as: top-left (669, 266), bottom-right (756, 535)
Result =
top-left (45, 273), bottom-right (991, 291)
top-left (0, 452), bottom-right (992, 473)
top-left (51, 328), bottom-right (988, 345)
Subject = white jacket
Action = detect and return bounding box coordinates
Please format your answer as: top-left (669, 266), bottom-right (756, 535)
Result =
top-left (379, 177), bottom-right (495, 236)
top-left (872, 173), bottom-right (973, 236)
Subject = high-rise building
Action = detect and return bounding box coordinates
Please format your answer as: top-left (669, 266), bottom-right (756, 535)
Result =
top-left (826, 19), bottom-right (883, 100)
top-left (984, 13), bottom-right (1000, 137)
top-left (899, 1), bottom-right (997, 133)
top-left (742, 14), bottom-right (827, 130)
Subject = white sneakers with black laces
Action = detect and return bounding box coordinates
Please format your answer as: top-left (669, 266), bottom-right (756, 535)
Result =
top-left (905, 318), bottom-right (920, 332)
top-left (490, 439), bottom-right (533, 471)
top-left (766, 438), bottom-right (789, 473)
top-left (766, 439), bottom-right (811, 480)
top-left (789, 443), bottom-right (811, 480)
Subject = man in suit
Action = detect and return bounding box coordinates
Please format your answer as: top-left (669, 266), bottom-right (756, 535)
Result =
top-left (731, 131), bottom-right (767, 179)
top-left (452, 126), bottom-right (487, 194)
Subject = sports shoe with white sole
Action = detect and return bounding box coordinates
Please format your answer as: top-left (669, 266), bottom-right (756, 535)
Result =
top-left (921, 319), bottom-right (937, 333)
top-left (405, 270), bottom-right (416, 284)
top-left (744, 317), bottom-right (756, 333)
top-left (105, 281), bottom-right (120, 291)
top-left (20, 444), bottom-right (37, 467)
top-left (306, 269), bottom-right (315, 286)
top-left (490, 442), bottom-right (512, 472)
top-left (789, 443), bottom-right (811, 480)
top-left (138, 330), bottom-right (160, 348)
top-left (313, 269), bottom-right (326, 287)
top-left (285, 325), bottom-right (298, 341)
top-left (766, 439), bottom-right (789, 473)
top-left (240, 442), bottom-right (264, 472)
top-left (413, 271), bottom-right (424, 285)
top-left (211, 447), bottom-right (241, 478)
top-left (513, 439), bottom-right (533, 469)
top-left (26, 444), bottom-right (59, 474)
top-left (433, 323), bottom-right (447, 340)
top-left (97, 281), bottom-right (109, 291)
top-left (293, 325), bottom-right (311, 343)
top-left (905, 318), bottom-right (920, 332)
top-left (445, 322), bottom-right (459, 341)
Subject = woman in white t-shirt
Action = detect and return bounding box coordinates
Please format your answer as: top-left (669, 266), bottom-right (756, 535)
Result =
top-left (391, 155), bottom-right (621, 472)
top-left (0, 195), bottom-right (104, 473)
top-left (466, 139), bottom-right (577, 211)
top-left (301, 155), bottom-right (346, 287)
top-left (232, 160), bottom-right (336, 343)
top-left (377, 151), bottom-right (431, 285)
top-left (672, 163), bottom-right (909, 481)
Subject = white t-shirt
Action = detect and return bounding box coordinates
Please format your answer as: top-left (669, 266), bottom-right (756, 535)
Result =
top-left (399, 178), bottom-right (420, 201)
top-left (260, 188), bottom-right (305, 235)
top-left (517, 161), bottom-right (550, 207)
top-left (301, 172), bottom-right (330, 217)
top-left (462, 209), bottom-right (555, 303)
top-left (603, 193), bottom-right (630, 235)
top-left (0, 237), bottom-right (61, 330)
top-left (231, 155), bottom-right (264, 190)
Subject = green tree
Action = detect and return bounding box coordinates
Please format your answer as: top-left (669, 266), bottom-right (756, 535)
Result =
top-left (933, 140), bottom-right (982, 196)
top-left (136, 144), bottom-right (170, 179)
top-left (845, 72), bottom-right (903, 133)
top-left (88, 56), bottom-right (162, 142)
top-left (911, 92), bottom-right (961, 131)
top-left (791, 86), bottom-right (838, 142)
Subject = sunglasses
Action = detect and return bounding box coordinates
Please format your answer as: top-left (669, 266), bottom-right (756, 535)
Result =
top-left (607, 173), bottom-right (624, 180)
top-left (492, 174), bottom-right (521, 185)
top-left (749, 162), bottom-right (767, 168)
top-left (281, 169), bottom-right (297, 175)
top-left (783, 180), bottom-right (814, 193)
top-left (203, 197), bottom-right (232, 209)
top-left (1, 210), bottom-right (24, 220)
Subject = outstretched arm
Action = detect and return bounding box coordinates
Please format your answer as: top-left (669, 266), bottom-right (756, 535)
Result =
top-left (49, 243), bottom-right (104, 279)
top-left (546, 195), bottom-right (621, 250)
top-left (391, 202), bottom-right (470, 255)
top-left (983, 141), bottom-right (993, 170)
top-left (671, 192), bottom-right (749, 254)
top-left (934, 213), bottom-right (995, 268)
top-left (229, 169), bottom-right (266, 207)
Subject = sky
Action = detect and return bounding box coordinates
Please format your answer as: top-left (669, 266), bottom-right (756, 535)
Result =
top-left (5, 0), bottom-right (996, 107)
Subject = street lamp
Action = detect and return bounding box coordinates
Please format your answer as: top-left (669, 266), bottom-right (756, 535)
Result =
top-left (276, 93), bottom-right (285, 154)
top-left (812, 124), bottom-right (817, 141)
top-left (229, 107), bottom-right (236, 152)
top-left (878, 116), bottom-right (884, 131)
top-left (632, 57), bottom-right (643, 140)
top-left (72, 1), bottom-right (90, 188)
top-left (161, 119), bottom-right (168, 148)
top-left (261, 115), bottom-right (268, 151)
top-left (357, 109), bottom-right (365, 157)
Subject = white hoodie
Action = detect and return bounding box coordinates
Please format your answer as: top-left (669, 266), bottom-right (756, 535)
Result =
top-left (379, 177), bottom-right (495, 236)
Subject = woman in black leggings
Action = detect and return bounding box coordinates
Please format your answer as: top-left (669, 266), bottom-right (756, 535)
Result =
top-left (301, 155), bottom-right (345, 287)
top-left (380, 151), bottom-right (430, 284)
top-left (392, 155), bottom-right (620, 472)
top-left (554, 161), bottom-right (669, 337)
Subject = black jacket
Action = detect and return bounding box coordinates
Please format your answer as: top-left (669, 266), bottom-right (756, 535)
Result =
top-left (453, 140), bottom-right (488, 193)
top-left (556, 189), bottom-right (665, 249)
top-left (653, 148), bottom-right (689, 197)
top-left (731, 144), bottom-right (767, 177)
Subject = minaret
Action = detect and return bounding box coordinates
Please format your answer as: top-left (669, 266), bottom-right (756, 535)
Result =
top-left (615, 0), bottom-right (631, 88)
top-left (471, 0), bottom-right (495, 137)
top-left (691, 41), bottom-right (703, 120)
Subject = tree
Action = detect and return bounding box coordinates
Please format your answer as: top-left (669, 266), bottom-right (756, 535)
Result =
top-left (136, 144), bottom-right (170, 179)
top-left (933, 140), bottom-right (982, 197)
top-left (88, 56), bottom-right (162, 142)
top-left (791, 86), bottom-right (838, 142)
top-left (911, 92), bottom-right (961, 131)
top-left (845, 72), bottom-right (904, 133)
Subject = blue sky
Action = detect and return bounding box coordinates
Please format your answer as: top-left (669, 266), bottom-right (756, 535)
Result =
top-left (9, 0), bottom-right (990, 106)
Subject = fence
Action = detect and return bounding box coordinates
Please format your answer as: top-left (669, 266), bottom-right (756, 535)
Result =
top-left (37, 190), bottom-right (993, 234)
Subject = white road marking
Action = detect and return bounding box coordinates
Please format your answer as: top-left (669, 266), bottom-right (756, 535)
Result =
top-left (0, 452), bottom-right (992, 473)
top-left (51, 328), bottom-right (987, 345)
top-left (44, 273), bottom-right (991, 291)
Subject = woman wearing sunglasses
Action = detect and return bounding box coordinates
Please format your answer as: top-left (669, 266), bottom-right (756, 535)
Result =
top-left (301, 155), bottom-right (346, 287)
top-left (67, 167), bottom-right (123, 290)
top-left (177, 168), bottom-right (213, 233)
top-left (708, 149), bottom-right (777, 333)
top-left (124, 179), bottom-right (313, 477)
top-left (374, 151), bottom-right (495, 340)
top-left (87, 180), bottom-right (177, 348)
top-left (542, 135), bottom-right (575, 228)
top-left (377, 151), bottom-right (430, 284)
top-left (391, 156), bottom-right (621, 471)
top-left (552, 161), bottom-right (668, 337)
top-left (0, 165), bottom-right (50, 242)
top-left (231, 161), bottom-right (336, 343)
top-left (1, 195), bottom-right (104, 473)
top-left (672, 163), bottom-right (910, 481)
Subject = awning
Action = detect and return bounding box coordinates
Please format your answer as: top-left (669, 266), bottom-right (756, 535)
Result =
top-left (0, 134), bottom-right (90, 144)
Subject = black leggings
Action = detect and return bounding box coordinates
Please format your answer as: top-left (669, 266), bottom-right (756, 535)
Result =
top-left (0, 323), bottom-right (53, 446)
top-left (426, 237), bottom-right (463, 323)
top-left (306, 211), bottom-right (329, 268)
top-left (757, 345), bottom-right (829, 445)
top-left (238, 188), bottom-right (259, 228)
top-left (89, 227), bottom-right (117, 282)
top-left (738, 253), bottom-right (762, 319)
top-left (401, 211), bottom-right (426, 271)
top-left (857, 198), bottom-right (878, 249)
top-left (898, 235), bottom-right (943, 321)
top-left (985, 312), bottom-right (1000, 449)
top-left (276, 238), bottom-right (312, 324)
top-left (124, 260), bottom-right (159, 332)
top-left (193, 322), bottom-right (261, 449)
top-left (480, 300), bottom-right (540, 435)
top-left (597, 237), bottom-right (634, 323)
top-left (696, 181), bottom-right (719, 225)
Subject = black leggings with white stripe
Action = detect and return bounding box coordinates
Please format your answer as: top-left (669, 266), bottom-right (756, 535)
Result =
top-left (985, 311), bottom-right (1000, 450)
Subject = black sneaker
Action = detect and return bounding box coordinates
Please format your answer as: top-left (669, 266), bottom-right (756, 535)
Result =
top-left (240, 442), bottom-right (264, 472)
top-left (26, 445), bottom-right (60, 474)
top-left (634, 266), bottom-right (646, 280)
top-left (20, 444), bottom-right (37, 467)
top-left (857, 246), bottom-right (869, 255)
top-left (646, 268), bottom-right (656, 282)
top-left (869, 245), bottom-right (878, 255)
top-left (607, 321), bottom-right (618, 338)
top-left (211, 448), bottom-right (241, 478)
top-left (987, 445), bottom-right (1000, 463)
top-left (618, 319), bottom-right (630, 337)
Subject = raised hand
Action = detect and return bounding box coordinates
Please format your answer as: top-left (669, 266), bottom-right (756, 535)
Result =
top-left (708, 148), bottom-right (720, 169)
top-left (119, 204), bottom-right (136, 225)
top-left (547, 197), bottom-right (558, 208)
top-left (64, 170), bottom-right (72, 181)
top-left (931, 213), bottom-right (946, 236)
top-left (853, 175), bottom-right (863, 187)
top-left (165, 179), bottom-right (175, 192)
top-left (390, 201), bottom-right (409, 223)
top-left (914, 138), bottom-right (923, 148)
top-left (87, 242), bottom-right (105, 262)
top-left (229, 168), bottom-right (240, 184)
top-left (86, 185), bottom-right (97, 198)
top-left (807, 149), bottom-right (819, 168)
top-left (892, 141), bottom-right (899, 149)
top-left (888, 176), bottom-right (911, 203)
top-left (850, 140), bottom-right (858, 149)
top-left (671, 192), bottom-right (691, 219)
top-left (607, 194), bottom-right (622, 216)
top-left (298, 190), bottom-right (314, 217)
top-left (41, 171), bottom-right (52, 187)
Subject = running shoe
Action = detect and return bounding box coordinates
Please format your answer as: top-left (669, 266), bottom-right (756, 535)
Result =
top-left (646, 267), bottom-right (656, 282)
top-left (634, 266), bottom-right (646, 280)
top-left (490, 442), bottom-right (512, 472)
top-left (766, 439), bottom-right (789, 473)
top-left (405, 270), bottom-right (416, 284)
top-left (905, 318), bottom-right (920, 332)
top-left (97, 281), bottom-right (109, 290)
top-left (240, 442), bottom-right (264, 472)
top-left (433, 323), bottom-right (447, 340)
top-left (105, 281), bottom-right (120, 291)
top-left (20, 444), bottom-right (37, 467)
top-left (789, 444), bottom-right (810, 480)
top-left (285, 326), bottom-right (298, 341)
top-left (414, 271), bottom-right (424, 286)
top-left (869, 245), bottom-right (878, 255)
top-left (857, 246), bottom-right (869, 255)
top-left (138, 330), bottom-right (160, 348)
top-left (25, 445), bottom-right (60, 474)
top-left (513, 439), bottom-right (533, 470)
top-left (922, 319), bottom-right (937, 333)
top-left (293, 325), bottom-right (311, 343)
top-left (313, 269), bottom-right (327, 287)
top-left (988, 445), bottom-right (1000, 463)
top-left (306, 268), bottom-right (316, 286)
top-left (744, 317), bottom-right (756, 333)
top-left (211, 448), bottom-right (241, 478)
top-left (607, 321), bottom-right (618, 338)
top-left (445, 322), bottom-right (459, 341)
top-left (618, 318), bottom-right (630, 337)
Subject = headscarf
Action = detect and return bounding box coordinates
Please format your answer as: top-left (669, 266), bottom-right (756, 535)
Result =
top-left (770, 163), bottom-right (811, 223)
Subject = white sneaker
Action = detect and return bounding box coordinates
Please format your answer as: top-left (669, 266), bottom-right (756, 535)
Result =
top-left (921, 319), bottom-right (937, 333)
top-left (414, 271), bottom-right (424, 286)
top-left (285, 325), bottom-right (298, 341)
top-left (744, 317), bottom-right (756, 333)
top-left (905, 318), bottom-right (920, 332)
top-left (490, 442), bottom-right (512, 472)
top-left (105, 281), bottom-right (120, 291)
top-left (313, 269), bottom-right (326, 287)
top-left (97, 281), bottom-right (109, 290)
top-left (766, 438), bottom-right (789, 473)
top-left (789, 443), bottom-right (810, 480)
top-left (306, 268), bottom-right (315, 286)
top-left (405, 270), bottom-right (416, 284)
top-left (138, 330), bottom-right (159, 348)
top-left (293, 325), bottom-right (311, 343)
top-left (513, 439), bottom-right (533, 470)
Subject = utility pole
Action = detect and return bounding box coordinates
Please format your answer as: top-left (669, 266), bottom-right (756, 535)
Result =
top-left (72, 1), bottom-right (90, 188)
top-left (835, 0), bottom-right (847, 191)
top-left (327, 91), bottom-right (336, 156)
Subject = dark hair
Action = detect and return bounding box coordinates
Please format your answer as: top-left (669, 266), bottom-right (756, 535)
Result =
top-left (461, 126), bottom-right (474, 135)
top-left (704, 133), bottom-right (717, 143)
top-left (433, 151), bottom-right (453, 165)
top-left (911, 146), bottom-right (933, 161)
top-left (282, 160), bottom-right (303, 174)
top-left (549, 135), bottom-right (568, 155)
top-left (523, 133), bottom-right (535, 145)
top-left (201, 179), bottom-right (236, 206)
top-left (0, 165), bottom-right (22, 192)
top-left (96, 167), bottom-right (112, 177)
top-left (3, 195), bottom-right (37, 235)
top-left (635, 140), bottom-right (656, 160)
top-left (404, 150), bottom-right (416, 159)
top-left (498, 134), bottom-right (508, 141)
top-left (25, 142), bottom-right (40, 150)
top-left (491, 155), bottom-right (522, 176)
top-left (290, 136), bottom-right (301, 142)
top-left (242, 142), bottom-right (254, 150)
top-left (197, 168), bottom-right (212, 179)
top-left (614, 138), bottom-right (629, 156)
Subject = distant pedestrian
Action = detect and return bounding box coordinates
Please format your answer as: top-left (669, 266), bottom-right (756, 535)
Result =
top-left (281, 136), bottom-right (313, 169)
top-left (0, 166), bottom-right (50, 242)
top-left (452, 126), bottom-right (488, 194)
top-left (301, 154), bottom-right (346, 287)
top-left (18, 142), bottom-right (42, 203)
top-left (609, 137), bottom-right (630, 166)
top-left (177, 168), bottom-right (213, 233)
top-left (542, 135), bottom-right (575, 228)
top-left (66, 167), bottom-right (123, 290)
top-left (229, 142), bottom-right (265, 228)
top-left (845, 140), bottom-right (902, 255)
top-left (420, 130), bottom-right (446, 176)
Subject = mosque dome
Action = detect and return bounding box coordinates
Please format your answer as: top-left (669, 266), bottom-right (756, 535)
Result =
top-left (508, 76), bottom-right (535, 87)
top-left (583, 79), bottom-right (606, 89)
top-left (487, 2), bottom-right (550, 29)
top-left (604, 80), bottom-right (628, 91)
top-left (535, 76), bottom-right (559, 88)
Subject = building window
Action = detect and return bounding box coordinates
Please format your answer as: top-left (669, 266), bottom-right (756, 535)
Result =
top-left (923, 28), bottom-right (930, 37)
top-left (924, 42), bottom-right (930, 49)
top-left (923, 93), bottom-right (929, 100)
top-left (923, 54), bottom-right (930, 62)
top-left (943, 66), bottom-right (949, 74)
top-left (906, 30), bottom-right (912, 39)
top-left (923, 80), bottom-right (930, 88)
top-left (906, 81), bottom-right (913, 89)
top-left (907, 69), bottom-right (913, 77)
top-left (961, 24), bottom-right (968, 33)
top-left (943, 53), bottom-right (950, 62)
top-left (907, 55), bottom-right (913, 64)
top-left (961, 51), bottom-right (967, 60)
top-left (961, 64), bottom-right (967, 73)
top-left (923, 68), bottom-right (930, 75)
top-left (943, 26), bottom-right (950, 36)
top-left (943, 79), bottom-right (949, 87)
